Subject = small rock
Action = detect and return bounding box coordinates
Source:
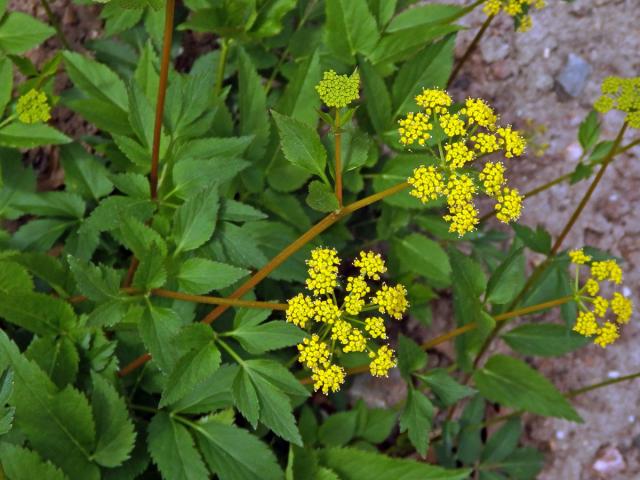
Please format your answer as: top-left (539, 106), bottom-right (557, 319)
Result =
top-left (592, 446), bottom-right (626, 477)
top-left (480, 35), bottom-right (510, 64)
top-left (557, 53), bottom-right (592, 97)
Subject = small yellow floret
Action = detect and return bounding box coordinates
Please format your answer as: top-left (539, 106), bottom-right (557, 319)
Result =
top-left (398, 112), bottom-right (433, 146)
top-left (611, 292), bottom-right (633, 324)
top-left (439, 113), bottom-right (467, 137)
top-left (313, 298), bottom-right (341, 324)
top-left (573, 311), bottom-right (598, 337)
top-left (408, 165), bottom-right (445, 203)
top-left (591, 260), bottom-right (622, 284)
top-left (297, 334), bottom-right (330, 369)
top-left (495, 187), bottom-right (523, 223)
top-left (594, 322), bottom-right (619, 348)
top-left (569, 248), bottom-right (592, 265)
top-left (593, 296), bottom-right (609, 318)
top-left (444, 201), bottom-right (480, 236)
top-left (306, 247), bottom-right (340, 295)
top-left (471, 132), bottom-right (500, 153)
top-left (444, 141), bottom-right (475, 169)
top-left (504, 0), bottom-right (523, 16)
top-left (344, 275), bottom-right (370, 315)
top-left (16, 89), bottom-right (51, 124)
top-left (343, 328), bottom-right (367, 353)
top-left (584, 278), bottom-right (600, 296)
top-left (369, 345), bottom-right (397, 377)
top-left (364, 317), bottom-right (387, 339)
top-left (353, 251), bottom-right (387, 280)
top-left (463, 98), bottom-right (497, 128)
top-left (479, 162), bottom-right (506, 196)
top-left (315, 70), bottom-right (360, 108)
top-left (373, 284), bottom-right (409, 320)
top-left (286, 293), bottom-right (315, 328)
top-left (483, 0), bottom-right (501, 16)
top-left (517, 15), bottom-right (533, 33)
top-left (415, 88), bottom-right (452, 115)
top-left (330, 320), bottom-right (352, 344)
top-left (497, 126), bottom-right (526, 158)
top-left (312, 363), bottom-right (346, 394)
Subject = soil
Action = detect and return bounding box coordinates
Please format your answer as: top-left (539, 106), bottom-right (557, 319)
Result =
top-left (8, 0), bottom-right (640, 478)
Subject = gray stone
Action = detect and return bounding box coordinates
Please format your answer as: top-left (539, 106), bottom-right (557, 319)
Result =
top-left (480, 35), bottom-right (510, 64)
top-left (557, 53), bottom-right (592, 97)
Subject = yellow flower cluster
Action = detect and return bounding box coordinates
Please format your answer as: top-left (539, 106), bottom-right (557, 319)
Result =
top-left (315, 70), bottom-right (360, 109)
top-left (16, 89), bottom-right (52, 124)
top-left (399, 89), bottom-right (526, 236)
top-left (570, 249), bottom-right (634, 348)
top-left (285, 248), bottom-right (408, 394)
top-left (483, 0), bottom-right (545, 33)
top-left (594, 77), bottom-right (640, 128)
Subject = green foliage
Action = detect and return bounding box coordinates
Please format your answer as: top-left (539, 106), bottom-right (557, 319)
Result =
top-left (0, 0), bottom-right (619, 477)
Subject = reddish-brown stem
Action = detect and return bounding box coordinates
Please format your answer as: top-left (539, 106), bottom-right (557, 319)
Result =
top-left (151, 288), bottom-right (287, 310)
top-left (149, 0), bottom-right (175, 201)
top-left (448, 15), bottom-right (494, 88)
top-left (335, 109), bottom-right (343, 207)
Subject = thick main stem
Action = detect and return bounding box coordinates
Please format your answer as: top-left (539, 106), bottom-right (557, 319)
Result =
top-left (149, 0), bottom-right (175, 201)
top-left (335, 110), bottom-right (343, 207)
top-left (448, 15), bottom-right (493, 88)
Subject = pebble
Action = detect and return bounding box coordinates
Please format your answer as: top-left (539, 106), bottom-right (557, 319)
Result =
top-left (480, 35), bottom-right (510, 63)
top-left (557, 53), bottom-right (592, 97)
top-left (592, 446), bottom-right (626, 476)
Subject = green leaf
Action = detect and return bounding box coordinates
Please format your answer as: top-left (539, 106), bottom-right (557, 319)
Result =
top-left (272, 110), bottom-right (328, 180)
top-left (578, 110), bottom-right (600, 151)
top-left (392, 35), bottom-right (455, 116)
top-left (132, 242), bottom-right (167, 290)
top-left (173, 158), bottom-right (249, 198)
top-left (139, 306), bottom-right (183, 373)
top-left (399, 387), bottom-right (434, 457)
top-left (485, 247), bottom-right (525, 305)
top-left (233, 367), bottom-right (260, 428)
top-left (0, 444), bottom-right (69, 480)
top-left (67, 256), bottom-right (121, 302)
top-left (60, 144), bottom-right (113, 201)
top-left (325, 0), bottom-right (379, 64)
top-left (501, 323), bottom-right (589, 357)
top-left (0, 291), bottom-right (76, 335)
top-left (319, 447), bottom-right (470, 479)
top-left (355, 404), bottom-right (397, 444)
top-left (173, 185), bottom-right (220, 254)
top-left (171, 364), bottom-right (236, 415)
top-left (397, 334), bottom-right (427, 380)
top-left (359, 58), bottom-right (391, 134)
top-left (371, 25), bottom-right (458, 66)
top-left (160, 341), bottom-right (221, 407)
top-left (0, 122), bottom-right (71, 148)
top-left (117, 216), bottom-right (167, 258)
top-left (277, 49), bottom-right (321, 125)
top-left (306, 180), bottom-right (339, 212)
top-left (417, 369), bottom-right (475, 406)
top-left (63, 51), bottom-right (128, 111)
top-left (319, 411), bottom-right (358, 447)
top-left (481, 418), bottom-right (521, 463)
top-left (81, 195), bottom-right (155, 235)
top-left (473, 355), bottom-right (581, 421)
top-left (26, 336), bottom-right (79, 388)
top-left (0, 57), bottom-right (12, 117)
top-left (0, 260), bottom-right (33, 293)
top-left (195, 416), bottom-right (283, 480)
top-left (387, 4), bottom-right (464, 32)
top-left (0, 332), bottom-right (99, 480)
top-left (0, 12), bottom-right (55, 54)
top-left (395, 233), bottom-right (451, 287)
top-left (91, 373), bottom-right (136, 467)
top-left (230, 321), bottom-right (306, 354)
top-left (177, 258), bottom-right (248, 294)
top-left (484, 447), bottom-right (544, 480)
top-left (10, 218), bottom-right (74, 251)
top-left (512, 224), bottom-right (551, 255)
top-left (111, 172), bottom-right (150, 198)
top-left (148, 412), bottom-right (209, 480)
top-left (12, 191), bottom-right (85, 218)
top-left (238, 48), bottom-right (270, 162)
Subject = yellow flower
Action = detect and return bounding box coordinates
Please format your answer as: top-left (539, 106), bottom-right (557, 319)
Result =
top-left (408, 165), bottom-right (445, 203)
top-left (593, 76), bottom-right (640, 127)
top-left (591, 260), bottom-right (623, 284)
top-left (342, 328), bottom-right (367, 353)
top-left (369, 345), bottom-right (397, 377)
top-left (286, 293), bottom-right (315, 328)
top-left (569, 248), bottom-right (592, 265)
top-left (594, 96), bottom-right (614, 113)
top-left (16, 89), bottom-right (52, 124)
top-left (444, 141), bottom-right (475, 169)
top-left (462, 98), bottom-right (497, 129)
top-left (444, 201), bottom-right (480, 236)
top-left (297, 334), bottom-right (330, 369)
top-left (584, 278), bottom-right (600, 296)
top-left (517, 15), bottom-right (533, 32)
top-left (627, 111), bottom-right (640, 129)
top-left (497, 126), bottom-right (526, 158)
top-left (353, 251), bottom-right (387, 280)
top-left (611, 292), bottom-right (633, 324)
top-left (364, 316), bottom-right (387, 339)
top-left (594, 322), bottom-right (619, 348)
top-left (330, 320), bottom-right (352, 344)
top-left (306, 247), bottom-right (340, 295)
top-left (312, 363), bottom-right (346, 394)
top-left (415, 88), bottom-right (452, 115)
top-left (495, 187), bottom-right (523, 223)
top-left (471, 132), bottom-right (500, 153)
top-left (483, 0), bottom-right (501, 16)
top-left (373, 284), bottom-right (409, 320)
top-left (398, 112), bottom-right (433, 146)
top-left (479, 162), bottom-right (505, 196)
top-left (573, 311), bottom-right (598, 337)
top-left (504, 0), bottom-right (523, 16)
top-left (315, 70), bottom-right (360, 108)
top-left (439, 113), bottom-right (466, 137)
top-left (344, 275), bottom-right (370, 315)
top-left (593, 296), bottom-right (609, 318)
top-left (313, 298), bottom-right (341, 324)
top-left (445, 174), bottom-right (476, 207)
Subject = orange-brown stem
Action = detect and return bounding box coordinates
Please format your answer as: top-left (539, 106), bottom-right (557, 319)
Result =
top-left (335, 109), bottom-right (343, 207)
top-left (448, 15), bottom-right (493, 88)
